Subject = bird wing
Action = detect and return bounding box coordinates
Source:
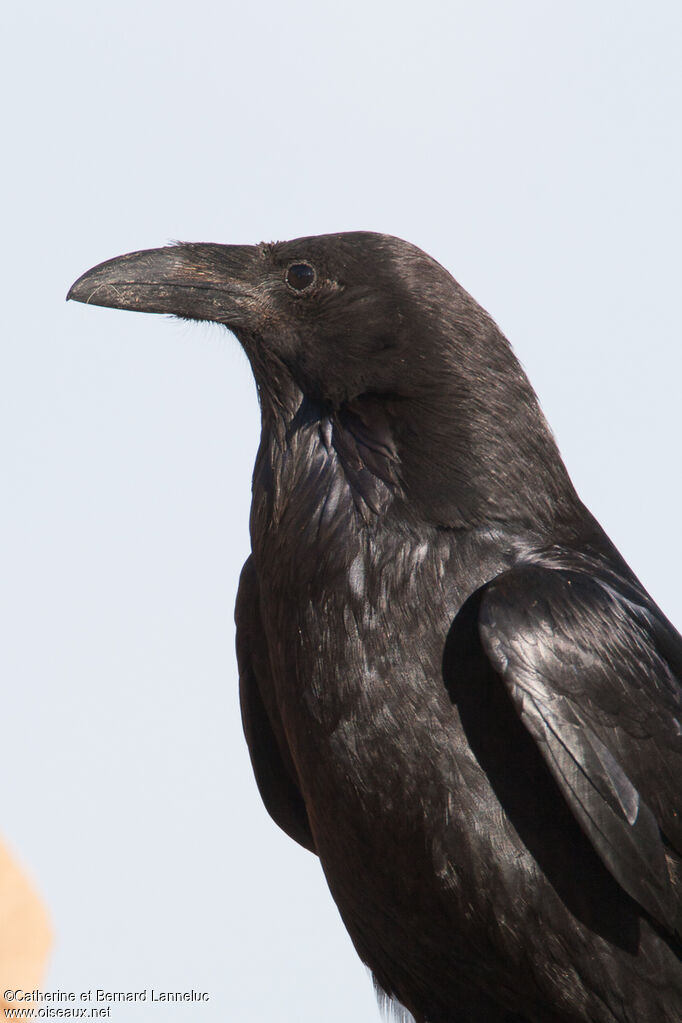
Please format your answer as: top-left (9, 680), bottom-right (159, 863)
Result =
top-left (235, 557), bottom-right (316, 853)
top-left (471, 563), bottom-right (682, 931)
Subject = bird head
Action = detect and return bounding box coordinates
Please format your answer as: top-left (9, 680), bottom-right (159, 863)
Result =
top-left (68, 232), bottom-right (578, 530)
top-left (67, 232), bottom-right (459, 409)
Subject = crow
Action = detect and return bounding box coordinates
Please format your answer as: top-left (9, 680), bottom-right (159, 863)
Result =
top-left (68, 233), bottom-right (682, 1023)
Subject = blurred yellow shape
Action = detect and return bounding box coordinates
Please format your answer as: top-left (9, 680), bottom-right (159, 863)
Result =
top-left (0, 841), bottom-right (52, 1010)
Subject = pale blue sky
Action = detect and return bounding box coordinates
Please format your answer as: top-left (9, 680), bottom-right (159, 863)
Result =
top-left (2, 2), bottom-right (680, 1020)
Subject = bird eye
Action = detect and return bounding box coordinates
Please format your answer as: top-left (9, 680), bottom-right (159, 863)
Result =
top-left (286, 262), bottom-right (316, 292)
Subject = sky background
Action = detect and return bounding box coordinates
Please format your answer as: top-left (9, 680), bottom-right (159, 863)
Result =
top-left (2, 2), bottom-right (680, 1020)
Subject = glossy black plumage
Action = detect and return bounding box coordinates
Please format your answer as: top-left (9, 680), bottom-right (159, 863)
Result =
top-left (68, 233), bottom-right (682, 1022)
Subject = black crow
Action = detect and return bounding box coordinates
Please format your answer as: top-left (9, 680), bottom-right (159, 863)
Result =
top-left (68, 233), bottom-right (682, 1023)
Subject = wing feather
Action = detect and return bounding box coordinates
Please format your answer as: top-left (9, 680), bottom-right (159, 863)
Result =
top-left (236, 557), bottom-right (316, 854)
top-left (476, 564), bottom-right (682, 931)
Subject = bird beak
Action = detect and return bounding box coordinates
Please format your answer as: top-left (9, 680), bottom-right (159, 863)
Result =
top-left (67, 243), bottom-right (259, 326)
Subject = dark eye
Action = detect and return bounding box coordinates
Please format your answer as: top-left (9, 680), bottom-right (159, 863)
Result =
top-left (286, 262), bottom-right (316, 292)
